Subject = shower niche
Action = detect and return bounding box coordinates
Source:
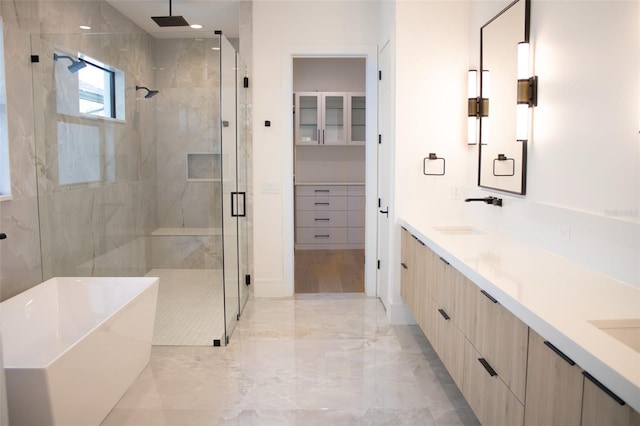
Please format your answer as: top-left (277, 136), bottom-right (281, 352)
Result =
top-left (187, 153), bottom-right (221, 182)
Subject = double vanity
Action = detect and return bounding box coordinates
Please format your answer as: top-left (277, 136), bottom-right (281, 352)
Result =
top-left (399, 214), bottom-right (639, 425)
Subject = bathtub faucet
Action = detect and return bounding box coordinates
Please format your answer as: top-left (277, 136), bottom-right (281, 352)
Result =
top-left (464, 196), bottom-right (503, 207)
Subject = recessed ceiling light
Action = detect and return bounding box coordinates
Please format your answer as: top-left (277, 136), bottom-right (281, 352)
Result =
top-left (211, 47), bottom-right (220, 51)
top-left (79, 25), bottom-right (91, 30)
top-left (190, 24), bottom-right (203, 29)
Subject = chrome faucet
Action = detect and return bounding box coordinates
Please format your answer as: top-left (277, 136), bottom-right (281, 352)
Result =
top-left (464, 196), bottom-right (503, 207)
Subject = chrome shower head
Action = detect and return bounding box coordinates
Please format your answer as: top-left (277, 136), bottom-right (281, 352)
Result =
top-left (53, 53), bottom-right (87, 73)
top-left (136, 85), bottom-right (160, 99)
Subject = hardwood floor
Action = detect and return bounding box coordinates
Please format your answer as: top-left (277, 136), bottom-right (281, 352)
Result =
top-left (295, 249), bottom-right (365, 293)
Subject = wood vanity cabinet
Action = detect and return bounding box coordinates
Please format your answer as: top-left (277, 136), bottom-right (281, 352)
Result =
top-left (399, 228), bottom-right (640, 426)
top-left (400, 227), bottom-right (428, 328)
top-left (471, 286), bottom-right (529, 403)
top-left (581, 372), bottom-right (640, 426)
top-left (524, 330), bottom-right (584, 426)
top-left (462, 337), bottom-right (525, 426)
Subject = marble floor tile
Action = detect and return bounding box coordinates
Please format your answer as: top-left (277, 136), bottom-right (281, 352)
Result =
top-left (102, 294), bottom-right (479, 426)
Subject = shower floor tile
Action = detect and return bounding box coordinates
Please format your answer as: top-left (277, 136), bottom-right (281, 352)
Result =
top-left (147, 269), bottom-right (225, 346)
top-left (102, 295), bottom-right (479, 426)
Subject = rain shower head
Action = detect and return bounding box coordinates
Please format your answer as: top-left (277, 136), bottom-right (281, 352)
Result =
top-left (53, 53), bottom-right (87, 73)
top-left (136, 85), bottom-right (159, 99)
top-left (151, 0), bottom-right (189, 27)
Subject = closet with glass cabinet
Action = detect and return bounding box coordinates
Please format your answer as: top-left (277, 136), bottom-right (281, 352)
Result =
top-left (293, 58), bottom-right (366, 293)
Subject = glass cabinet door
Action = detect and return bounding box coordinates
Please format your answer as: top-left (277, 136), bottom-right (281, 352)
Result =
top-left (295, 93), bottom-right (321, 145)
top-left (322, 93), bottom-right (346, 145)
top-left (349, 94), bottom-right (366, 145)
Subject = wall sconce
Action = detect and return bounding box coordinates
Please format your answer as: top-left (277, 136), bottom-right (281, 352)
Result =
top-left (467, 70), bottom-right (490, 145)
top-left (516, 42), bottom-right (538, 142)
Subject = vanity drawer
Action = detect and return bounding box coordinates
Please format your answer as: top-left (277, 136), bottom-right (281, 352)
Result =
top-left (347, 210), bottom-right (365, 227)
top-left (296, 196), bottom-right (349, 211)
top-left (296, 210), bottom-right (348, 227)
top-left (296, 185), bottom-right (349, 197)
top-left (347, 196), bottom-right (365, 211)
top-left (296, 227), bottom-right (348, 244)
top-left (347, 227), bottom-right (365, 244)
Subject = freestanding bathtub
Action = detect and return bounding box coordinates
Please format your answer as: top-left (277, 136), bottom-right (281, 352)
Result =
top-left (1, 277), bottom-right (158, 425)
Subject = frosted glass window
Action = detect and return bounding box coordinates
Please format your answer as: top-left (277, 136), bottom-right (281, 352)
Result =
top-left (57, 122), bottom-right (101, 185)
top-left (0, 19), bottom-right (11, 198)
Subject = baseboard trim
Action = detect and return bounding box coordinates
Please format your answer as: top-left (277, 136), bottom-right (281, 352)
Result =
top-left (387, 301), bottom-right (417, 325)
top-left (254, 279), bottom-right (293, 298)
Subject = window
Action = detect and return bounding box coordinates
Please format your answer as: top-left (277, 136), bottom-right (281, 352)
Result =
top-left (0, 20), bottom-right (11, 200)
top-left (54, 53), bottom-right (125, 120)
top-left (78, 60), bottom-right (115, 118)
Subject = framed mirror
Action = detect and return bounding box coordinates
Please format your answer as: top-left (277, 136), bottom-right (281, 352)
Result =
top-left (478, 0), bottom-right (530, 195)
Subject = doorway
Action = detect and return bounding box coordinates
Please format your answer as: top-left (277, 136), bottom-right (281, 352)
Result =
top-left (292, 58), bottom-right (366, 294)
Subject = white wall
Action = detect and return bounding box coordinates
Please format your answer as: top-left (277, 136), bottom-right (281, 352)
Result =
top-left (252, 1), bottom-right (379, 296)
top-left (294, 58), bottom-right (366, 92)
top-left (387, 1), bottom-right (471, 322)
top-left (466, 0), bottom-right (640, 286)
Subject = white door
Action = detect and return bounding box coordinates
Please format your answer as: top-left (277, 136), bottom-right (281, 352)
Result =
top-left (376, 42), bottom-right (392, 305)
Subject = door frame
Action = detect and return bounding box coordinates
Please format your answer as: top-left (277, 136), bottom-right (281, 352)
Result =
top-left (281, 44), bottom-right (379, 297)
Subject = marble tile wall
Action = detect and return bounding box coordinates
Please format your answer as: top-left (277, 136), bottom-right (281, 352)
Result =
top-left (0, 0), bottom-right (253, 299)
top-left (153, 38), bottom-right (221, 231)
top-left (0, 1), bottom-right (157, 300)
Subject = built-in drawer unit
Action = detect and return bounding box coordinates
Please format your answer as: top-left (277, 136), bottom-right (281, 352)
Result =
top-left (295, 184), bottom-right (364, 249)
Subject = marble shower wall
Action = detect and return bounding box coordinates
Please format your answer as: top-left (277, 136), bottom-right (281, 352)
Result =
top-left (0, 20), bottom-right (41, 300)
top-left (0, 0), bottom-right (157, 300)
top-left (34, 30), bottom-right (157, 280)
top-left (153, 38), bottom-right (221, 230)
top-left (149, 38), bottom-right (223, 270)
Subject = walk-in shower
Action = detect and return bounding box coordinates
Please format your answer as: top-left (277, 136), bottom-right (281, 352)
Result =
top-left (30, 30), bottom-right (250, 346)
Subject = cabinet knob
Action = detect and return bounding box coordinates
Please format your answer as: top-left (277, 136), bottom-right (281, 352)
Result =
top-left (0, 233), bottom-right (6, 240)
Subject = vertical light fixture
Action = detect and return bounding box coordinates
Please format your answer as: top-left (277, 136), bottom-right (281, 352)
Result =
top-left (467, 70), bottom-right (490, 145)
top-left (467, 70), bottom-right (478, 145)
top-left (516, 42), bottom-right (538, 142)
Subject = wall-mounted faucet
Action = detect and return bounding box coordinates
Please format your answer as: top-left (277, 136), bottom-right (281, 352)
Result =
top-left (464, 196), bottom-right (503, 207)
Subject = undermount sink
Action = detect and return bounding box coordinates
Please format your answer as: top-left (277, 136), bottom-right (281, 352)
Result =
top-left (433, 226), bottom-right (485, 235)
top-left (589, 319), bottom-right (640, 353)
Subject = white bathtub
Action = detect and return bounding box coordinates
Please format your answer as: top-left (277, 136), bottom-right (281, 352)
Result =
top-left (1, 277), bottom-right (158, 426)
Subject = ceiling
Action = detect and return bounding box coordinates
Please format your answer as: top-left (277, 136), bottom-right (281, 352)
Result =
top-left (105, 0), bottom-right (240, 39)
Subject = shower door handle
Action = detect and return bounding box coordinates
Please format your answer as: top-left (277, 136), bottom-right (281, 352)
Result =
top-left (231, 192), bottom-right (246, 218)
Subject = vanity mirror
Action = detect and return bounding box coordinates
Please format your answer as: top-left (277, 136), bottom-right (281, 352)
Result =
top-left (478, 0), bottom-right (530, 195)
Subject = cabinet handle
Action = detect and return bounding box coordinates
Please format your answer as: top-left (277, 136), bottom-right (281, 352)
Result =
top-left (314, 189), bottom-right (330, 193)
top-left (322, 129), bottom-right (325, 144)
top-left (480, 289), bottom-right (498, 304)
top-left (543, 341), bottom-right (576, 366)
top-left (317, 129), bottom-right (320, 144)
top-left (439, 257), bottom-right (450, 265)
top-left (314, 234), bottom-right (330, 239)
top-left (0, 233), bottom-right (6, 240)
top-left (401, 263), bottom-right (408, 269)
top-left (583, 371), bottom-right (626, 406)
top-left (478, 358), bottom-right (498, 377)
top-left (438, 309), bottom-right (450, 320)
top-left (314, 218), bottom-right (330, 221)
top-left (315, 202), bottom-right (330, 206)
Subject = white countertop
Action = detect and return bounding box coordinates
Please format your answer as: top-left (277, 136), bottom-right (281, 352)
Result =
top-left (399, 214), bottom-right (640, 412)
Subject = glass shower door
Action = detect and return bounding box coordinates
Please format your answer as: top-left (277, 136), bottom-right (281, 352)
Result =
top-left (220, 34), bottom-right (239, 343)
top-left (237, 56), bottom-right (250, 316)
